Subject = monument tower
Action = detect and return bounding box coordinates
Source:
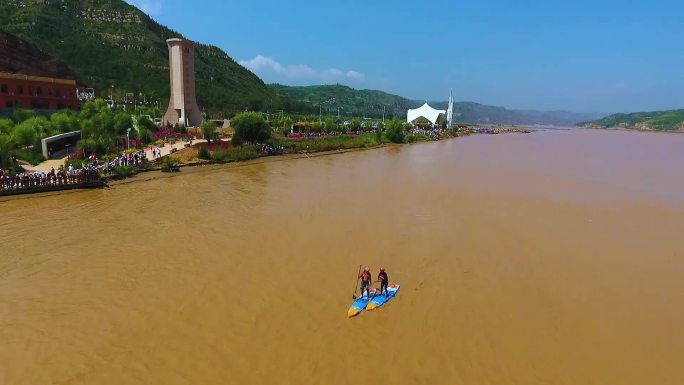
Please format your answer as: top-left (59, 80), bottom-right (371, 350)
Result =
top-left (163, 38), bottom-right (202, 127)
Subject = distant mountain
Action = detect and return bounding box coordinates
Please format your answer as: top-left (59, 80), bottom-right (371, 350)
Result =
top-left (0, 30), bottom-right (81, 82)
top-left (579, 109), bottom-right (684, 131)
top-left (0, 1), bottom-right (604, 124)
top-left (0, 0), bottom-right (279, 116)
top-left (272, 84), bottom-right (604, 126)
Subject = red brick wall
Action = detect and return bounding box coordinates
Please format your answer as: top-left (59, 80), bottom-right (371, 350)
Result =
top-left (0, 77), bottom-right (79, 110)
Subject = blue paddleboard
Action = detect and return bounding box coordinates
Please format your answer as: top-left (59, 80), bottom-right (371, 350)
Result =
top-left (348, 288), bottom-right (377, 318)
top-left (366, 284), bottom-right (400, 311)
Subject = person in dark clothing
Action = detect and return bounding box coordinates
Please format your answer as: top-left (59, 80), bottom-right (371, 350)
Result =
top-left (378, 267), bottom-right (389, 297)
top-left (359, 266), bottom-right (372, 298)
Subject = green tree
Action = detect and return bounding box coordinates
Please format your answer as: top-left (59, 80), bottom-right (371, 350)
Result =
top-left (50, 111), bottom-right (78, 134)
top-left (385, 118), bottom-right (405, 144)
top-left (231, 112), bottom-right (271, 144)
top-left (0, 135), bottom-right (16, 168)
top-left (113, 113), bottom-right (133, 136)
top-left (281, 117), bottom-right (293, 131)
top-left (137, 115), bottom-right (157, 132)
top-left (312, 121), bottom-right (324, 133)
top-left (12, 120), bottom-right (39, 148)
top-left (12, 109), bottom-right (35, 123)
top-left (200, 120), bottom-right (216, 143)
top-left (350, 118), bottom-right (361, 132)
top-left (80, 99), bottom-right (109, 120)
top-left (0, 119), bottom-right (13, 135)
top-left (324, 117), bottom-right (336, 133)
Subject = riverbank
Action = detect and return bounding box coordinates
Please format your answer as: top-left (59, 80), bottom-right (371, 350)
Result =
top-left (1, 128), bottom-right (531, 196)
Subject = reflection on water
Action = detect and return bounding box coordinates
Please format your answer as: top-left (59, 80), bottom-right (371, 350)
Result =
top-left (1, 129), bottom-right (683, 385)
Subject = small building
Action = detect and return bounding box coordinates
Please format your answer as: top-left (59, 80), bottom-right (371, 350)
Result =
top-left (0, 72), bottom-right (79, 110)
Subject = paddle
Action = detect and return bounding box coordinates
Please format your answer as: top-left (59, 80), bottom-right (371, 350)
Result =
top-left (352, 265), bottom-right (362, 300)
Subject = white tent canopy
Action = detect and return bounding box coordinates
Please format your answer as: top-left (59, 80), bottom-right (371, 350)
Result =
top-left (406, 103), bottom-right (446, 125)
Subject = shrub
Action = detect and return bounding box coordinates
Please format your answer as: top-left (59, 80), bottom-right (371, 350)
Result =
top-left (385, 118), bottom-right (405, 144)
top-left (211, 145), bottom-right (261, 162)
top-left (197, 145), bottom-right (211, 160)
top-left (231, 132), bottom-right (244, 147)
top-left (114, 165), bottom-right (136, 179)
top-left (200, 120), bottom-right (216, 143)
top-left (160, 156), bottom-right (180, 172)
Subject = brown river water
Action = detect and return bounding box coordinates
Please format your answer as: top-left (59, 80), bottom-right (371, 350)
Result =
top-left (1, 128), bottom-right (683, 385)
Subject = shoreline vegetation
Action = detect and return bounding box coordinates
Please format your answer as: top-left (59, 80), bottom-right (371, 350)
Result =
top-left (0, 103), bottom-right (532, 197)
top-left (108, 125), bottom-right (533, 187)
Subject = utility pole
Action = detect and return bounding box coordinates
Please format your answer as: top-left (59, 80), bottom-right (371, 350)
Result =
top-left (317, 98), bottom-right (335, 123)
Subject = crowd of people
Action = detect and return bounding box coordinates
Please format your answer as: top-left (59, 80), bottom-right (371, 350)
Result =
top-left (0, 149), bottom-right (149, 192)
top-left (408, 127), bottom-right (446, 140)
top-left (0, 165), bottom-right (100, 191)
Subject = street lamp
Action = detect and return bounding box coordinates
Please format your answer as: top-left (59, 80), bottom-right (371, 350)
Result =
top-left (317, 98), bottom-right (335, 123)
top-left (127, 128), bottom-right (131, 150)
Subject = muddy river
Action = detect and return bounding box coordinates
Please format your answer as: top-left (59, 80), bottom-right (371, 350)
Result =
top-left (1, 128), bottom-right (683, 384)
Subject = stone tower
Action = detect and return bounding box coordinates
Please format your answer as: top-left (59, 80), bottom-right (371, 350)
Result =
top-left (163, 38), bottom-right (202, 128)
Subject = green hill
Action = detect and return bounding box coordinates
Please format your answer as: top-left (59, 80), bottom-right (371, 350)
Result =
top-left (579, 110), bottom-right (684, 131)
top-left (272, 84), bottom-right (603, 125)
top-left (0, 0), bottom-right (279, 116)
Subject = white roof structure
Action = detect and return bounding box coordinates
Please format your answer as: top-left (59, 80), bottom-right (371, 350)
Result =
top-left (407, 103), bottom-right (446, 125)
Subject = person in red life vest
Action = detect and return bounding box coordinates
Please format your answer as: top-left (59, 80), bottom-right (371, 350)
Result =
top-left (378, 267), bottom-right (389, 297)
top-left (359, 267), bottom-right (372, 298)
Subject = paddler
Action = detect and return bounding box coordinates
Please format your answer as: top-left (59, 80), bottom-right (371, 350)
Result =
top-left (378, 267), bottom-right (389, 297)
top-left (359, 267), bottom-right (372, 298)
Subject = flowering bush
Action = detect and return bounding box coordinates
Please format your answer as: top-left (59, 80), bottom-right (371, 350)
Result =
top-left (152, 128), bottom-right (183, 141)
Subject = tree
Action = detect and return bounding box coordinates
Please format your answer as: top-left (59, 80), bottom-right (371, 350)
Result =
top-left (385, 118), bottom-right (405, 144)
top-left (0, 119), bottom-right (13, 135)
top-left (12, 120), bottom-right (39, 148)
top-left (200, 120), bottom-right (216, 143)
top-left (0, 135), bottom-right (15, 168)
top-left (324, 117), bottom-right (336, 133)
top-left (50, 111), bottom-right (78, 134)
top-left (312, 121), bottom-right (324, 133)
top-left (231, 112), bottom-right (271, 144)
top-left (281, 117), bottom-right (293, 131)
top-left (12, 109), bottom-right (35, 123)
top-left (350, 118), bottom-right (361, 133)
top-left (137, 115), bottom-right (157, 132)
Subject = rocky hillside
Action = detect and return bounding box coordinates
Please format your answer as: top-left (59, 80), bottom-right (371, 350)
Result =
top-left (0, 30), bottom-right (82, 82)
top-left (0, 0), bottom-right (279, 116)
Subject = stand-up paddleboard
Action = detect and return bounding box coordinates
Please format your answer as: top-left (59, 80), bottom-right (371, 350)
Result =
top-left (366, 284), bottom-right (400, 311)
top-left (348, 288), bottom-right (377, 318)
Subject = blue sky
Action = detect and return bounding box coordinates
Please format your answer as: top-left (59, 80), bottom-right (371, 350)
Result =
top-left (127, 0), bottom-right (684, 113)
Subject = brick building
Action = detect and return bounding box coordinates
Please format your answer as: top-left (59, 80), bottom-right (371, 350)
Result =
top-left (0, 72), bottom-right (79, 110)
